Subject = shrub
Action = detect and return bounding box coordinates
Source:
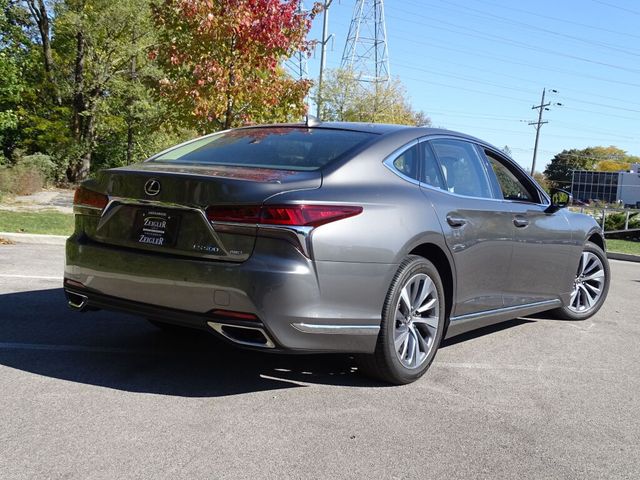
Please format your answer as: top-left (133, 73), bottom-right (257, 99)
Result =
top-left (0, 167), bottom-right (12, 196)
top-left (16, 153), bottom-right (56, 183)
top-left (11, 167), bottom-right (44, 195)
top-left (605, 211), bottom-right (640, 231)
top-left (0, 165), bottom-right (44, 196)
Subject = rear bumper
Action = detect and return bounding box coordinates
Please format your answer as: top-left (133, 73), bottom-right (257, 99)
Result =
top-left (64, 234), bottom-right (396, 353)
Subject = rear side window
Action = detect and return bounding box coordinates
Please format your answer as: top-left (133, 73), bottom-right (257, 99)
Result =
top-left (420, 142), bottom-right (445, 189)
top-left (151, 127), bottom-right (376, 171)
top-left (429, 139), bottom-right (493, 199)
top-left (393, 144), bottom-right (420, 180)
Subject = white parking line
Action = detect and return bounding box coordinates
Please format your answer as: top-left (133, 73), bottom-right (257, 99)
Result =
top-left (0, 274), bottom-right (63, 280)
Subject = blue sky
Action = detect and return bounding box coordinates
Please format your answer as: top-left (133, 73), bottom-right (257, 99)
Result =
top-left (302, 0), bottom-right (640, 172)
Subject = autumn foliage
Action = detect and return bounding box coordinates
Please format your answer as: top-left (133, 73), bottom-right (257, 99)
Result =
top-left (152, 0), bottom-right (318, 132)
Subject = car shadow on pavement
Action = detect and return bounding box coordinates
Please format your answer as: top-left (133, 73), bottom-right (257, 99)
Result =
top-left (0, 288), bottom-right (541, 396)
top-left (440, 318), bottom-right (536, 347)
top-left (0, 288), bottom-right (385, 397)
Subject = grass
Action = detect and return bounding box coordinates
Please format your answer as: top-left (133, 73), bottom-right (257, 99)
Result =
top-left (606, 239), bottom-right (640, 256)
top-left (0, 210), bottom-right (74, 236)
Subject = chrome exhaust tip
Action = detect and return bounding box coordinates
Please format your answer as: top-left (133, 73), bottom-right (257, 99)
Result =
top-left (207, 321), bottom-right (276, 349)
top-left (66, 291), bottom-right (89, 311)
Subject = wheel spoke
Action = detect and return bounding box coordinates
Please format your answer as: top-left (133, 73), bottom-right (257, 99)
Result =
top-left (409, 326), bottom-right (420, 367)
top-left (580, 285), bottom-right (595, 307)
top-left (583, 269), bottom-right (604, 282)
top-left (395, 327), bottom-right (409, 351)
top-left (413, 314), bottom-right (439, 330)
top-left (413, 278), bottom-right (433, 312)
top-left (416, 297), bottom-right (436, 314)
top-left (400, 286), bottom-right (412, 312)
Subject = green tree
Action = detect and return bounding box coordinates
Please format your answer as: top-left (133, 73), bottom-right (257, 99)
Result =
top-left (315, 68), bottom-right (430, 126)
top-left (544, 146), bottom-right (639, 188)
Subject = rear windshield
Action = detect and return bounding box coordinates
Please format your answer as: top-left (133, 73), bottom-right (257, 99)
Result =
top-left (150, 127), bottom-right (376, 171)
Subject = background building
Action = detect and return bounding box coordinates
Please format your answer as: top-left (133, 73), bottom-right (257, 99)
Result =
top-left (571, 164), bottom-right (640, 207)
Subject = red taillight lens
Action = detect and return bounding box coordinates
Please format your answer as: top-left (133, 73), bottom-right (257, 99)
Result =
top-left (73, 186), bottom-right (108, 210)
top-left (260, 205), bottom-right (363, 227)
top-left (206, 205), bottom-right (261, 223)
top-left (206, 204), bottom-right (362, 227)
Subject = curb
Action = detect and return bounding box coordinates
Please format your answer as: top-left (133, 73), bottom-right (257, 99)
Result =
top-left (0, 232), bottom-right (67, 246)
top-left (607, 252), bottom-right (640, 263)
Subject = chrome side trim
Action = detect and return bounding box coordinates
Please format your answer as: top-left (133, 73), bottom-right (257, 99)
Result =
top-left (207, 321), bottom-right (276, 349)
top-left (446, 299), bottom-right (562, 339)
top-left (292, 323), bottom-right (380, 335)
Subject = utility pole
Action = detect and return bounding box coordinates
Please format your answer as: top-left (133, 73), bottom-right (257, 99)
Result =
top-left (529, 88), bottom-right (561, 175)
top-left (316, 0), bottom-right (334, 119)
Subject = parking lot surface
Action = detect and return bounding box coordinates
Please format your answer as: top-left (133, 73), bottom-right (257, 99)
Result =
top-left (1, 243), bottom-right (639, 479)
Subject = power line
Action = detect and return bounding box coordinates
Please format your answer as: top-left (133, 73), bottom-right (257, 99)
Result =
top-left (473, 0), bottom-right (640, 41)
top-left (591, 0), bottom-right (640, 16)
top-left (395, 50), bottom-right (640, 109)
top-left (424, 0), bottom-right (640, 58)
top-left (393, 60), bottom-right (640, 115)
top-left (385, 12), bottom-right (640, 75)
top-left (388, 33), bottom-right (640, 89)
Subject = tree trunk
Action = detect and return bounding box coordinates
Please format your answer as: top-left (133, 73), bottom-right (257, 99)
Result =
top-left (126, 49), bottom-right (137, 164)
top-left (25, 0), bottom-right (58, 103)
top-left (68, 31), bottom-right (91, 182)
top-left (223, 37), bottom-right (236, 130)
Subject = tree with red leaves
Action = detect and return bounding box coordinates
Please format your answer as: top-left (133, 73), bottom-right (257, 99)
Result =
top-left (152, 0), bottom-right (318, 133)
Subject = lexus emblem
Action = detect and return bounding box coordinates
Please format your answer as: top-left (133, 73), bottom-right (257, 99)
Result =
top-left (144, 179), bottom-right (161, 196)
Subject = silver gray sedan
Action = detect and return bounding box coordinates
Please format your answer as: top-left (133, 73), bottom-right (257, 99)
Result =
top-left (64, 122), bottom-right (609, 384)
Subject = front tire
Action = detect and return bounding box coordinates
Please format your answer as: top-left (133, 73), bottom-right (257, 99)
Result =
top-left (358, 255), bottom-right (445, 385)
top-left (551, 241), bottom-right (610, 320)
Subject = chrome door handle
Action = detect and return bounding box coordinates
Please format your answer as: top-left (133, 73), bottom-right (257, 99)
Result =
top-left (446, 215), bottom-right (467, 227)
top-left (513, 216), bottom-right (529, 228)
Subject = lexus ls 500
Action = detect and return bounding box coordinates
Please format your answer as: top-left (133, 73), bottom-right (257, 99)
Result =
top-left (64, 122), bottom-right (610, 384)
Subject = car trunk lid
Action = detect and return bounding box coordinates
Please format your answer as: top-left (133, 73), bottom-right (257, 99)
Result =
top-left (87, 163), bottom-right (321, 262)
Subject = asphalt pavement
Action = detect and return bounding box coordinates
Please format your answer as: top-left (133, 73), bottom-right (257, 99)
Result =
top-left (0, 243), bottom-right (639, 479)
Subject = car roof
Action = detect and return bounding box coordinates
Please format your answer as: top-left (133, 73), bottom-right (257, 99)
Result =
top-left (238, 121), bottom-right (485, 142)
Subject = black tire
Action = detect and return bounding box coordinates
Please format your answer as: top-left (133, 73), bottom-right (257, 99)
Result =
top-left (357, 255), bottom-right (446, 385)
top-left (550, 241), bottom-right (610, 321)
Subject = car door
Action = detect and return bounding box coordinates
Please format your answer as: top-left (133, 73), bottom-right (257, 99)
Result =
top-left (480, 147), bottom-right (576, 306)
top-left (420, 138), bottom-right (515, 317)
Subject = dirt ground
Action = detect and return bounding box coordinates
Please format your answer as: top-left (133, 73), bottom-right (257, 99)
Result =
top-left (0, 188), bottom-right (74, 214)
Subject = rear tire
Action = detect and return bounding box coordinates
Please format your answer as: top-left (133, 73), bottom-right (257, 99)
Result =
top-left (357, 255), bottom-right (445, 385)
top-left (550, 241), bottom-right (610, 320)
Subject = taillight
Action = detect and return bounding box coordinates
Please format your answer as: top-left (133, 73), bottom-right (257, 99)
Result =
top-left (206, 204), bottom-right (362, 227)
top-left (205, 205), bottom-right (260, 223)
top-left (73, 186), bottom-right (108, 210)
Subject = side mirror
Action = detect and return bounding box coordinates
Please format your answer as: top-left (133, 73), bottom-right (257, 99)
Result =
top-left (546, 188), bottom-right (573, 213)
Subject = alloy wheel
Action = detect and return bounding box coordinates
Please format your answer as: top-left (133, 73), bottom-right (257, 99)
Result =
top-left (567, 251), bottom-right (606, 313)
top-left (394, 273), bottom-right (440, 369)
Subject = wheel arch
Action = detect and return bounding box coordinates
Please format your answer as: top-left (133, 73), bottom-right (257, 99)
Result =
top-left (586, 229), bottom-right (605, 251)
top-left (408, 242), bottom-right (456, 326)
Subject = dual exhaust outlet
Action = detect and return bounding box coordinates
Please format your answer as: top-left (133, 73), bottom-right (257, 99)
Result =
top-left (66, 289), bottom-right (275, 349)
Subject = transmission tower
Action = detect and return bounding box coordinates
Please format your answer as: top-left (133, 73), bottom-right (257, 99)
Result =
top-left (340, 0), bottom-right (390, 85)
